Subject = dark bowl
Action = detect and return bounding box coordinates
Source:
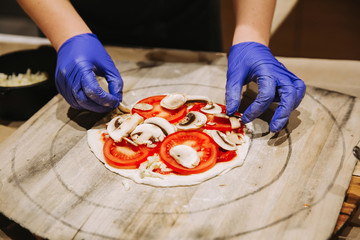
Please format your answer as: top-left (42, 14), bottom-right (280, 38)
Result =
top-left (0, 46), bottom-right (58, 120)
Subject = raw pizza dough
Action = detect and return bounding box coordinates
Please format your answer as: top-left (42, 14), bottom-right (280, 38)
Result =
top-left (87, 95), bottom-right (253, 187)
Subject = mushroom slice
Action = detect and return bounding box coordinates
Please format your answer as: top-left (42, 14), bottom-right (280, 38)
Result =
top-left (200, 103), bottom-right (222, 114)
top-left (123, 137), bottom-right (139, 146)
top-left (118, 102), bottom-right (131, 113)
top-left (160, 94), bottom-right (217, 111)
top-left (133, 103), bottom-right (153, 111)
top-left (107, 113), bottom-right (144, 142)
top-left (185, 95), bottom-right (213, 104)
top-left (169, 145), bottom-right (200, 168)
top-left (160, 93), bottom-right (187, 110)
top-left (177, 111), bottom-right (207, 130)
top-left (213, 113), bottom-right (229, 119)
top-left (130, 123), bottom-right (165, 148)
top-left (144, 117), bottom-right (176, 136)
top-left (229, 116), bottom-right (241, 129)
top-left (226, 132), bottom-right (244, 145)
top-left (210, 130), bottom-right (237, 151)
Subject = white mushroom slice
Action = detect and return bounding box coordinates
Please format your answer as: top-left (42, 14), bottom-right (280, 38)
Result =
top-left (200, 103), bottom-right (222, 114)
top-left (229, 116), bottom-right (241, 129)
top-left (177, 111), bottom-right (207, 130)
top-left (106, 114), bottom-right (129, 140)
top-left (133, 103), bottom-right (153, 111)
top-left (130, 124), bottom-right (165, 147)
top-left (160, 93), bottom-right (187, 110)
top-left (118, 102), bottom-right (131, 113)
top-left (169, 145), bottom-right (200, 168)
top-left (214, 113), bottom-right (229, 119)
top-left (123, 137), bottom-right (139, 146)
top-left (226, 132), bottom-right (243, 145)
top-left (185, 95), bottom-right (213, 104)
top-left (144, 117), bottom-right (176, 136)
top-left (210, 130), bottom-right (237, 151)
top-left (107, 113), bottom-right (144, 142)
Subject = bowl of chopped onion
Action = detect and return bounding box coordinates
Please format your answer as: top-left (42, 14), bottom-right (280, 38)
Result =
top-left (0, 46), bottom-right (58, 120)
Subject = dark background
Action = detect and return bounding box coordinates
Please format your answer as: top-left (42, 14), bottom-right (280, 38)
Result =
top-left (1, 0), bottom-right (360, 60)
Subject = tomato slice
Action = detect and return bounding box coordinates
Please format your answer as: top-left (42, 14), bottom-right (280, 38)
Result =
top-left (103, 138), bottom-right (153, 169)
top-left (131, 95), bottom-right (187, 123)
top-left (159, 131), bottom-right (219, 175)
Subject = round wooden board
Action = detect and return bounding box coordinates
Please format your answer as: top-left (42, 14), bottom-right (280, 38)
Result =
top-left (0, 61), bottom-right (359, 240)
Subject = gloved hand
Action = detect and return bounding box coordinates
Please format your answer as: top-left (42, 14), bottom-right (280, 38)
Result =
top-left (55, 33), bottom-right (123, 112)
top-left (226, 42), bottom-right (306, 132)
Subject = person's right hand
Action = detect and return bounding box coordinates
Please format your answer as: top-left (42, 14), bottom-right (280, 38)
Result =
top-left (55, 33), bottom-right (123, 112)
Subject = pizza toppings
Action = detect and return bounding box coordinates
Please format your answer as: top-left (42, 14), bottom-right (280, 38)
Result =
top-left (107, 113), bottom-right (144, 142)
top-left (160, 93), bottom-right (225, 115)
top-left (229, 116), bottom-right (241, 129)
top-left (100, 94), bottom-right (248, 177)
top-left (160, 93), bottom-right (187, 110)
top-left (131, 95), bottom-right (187, 123)
top-left (144, 117), bottom-right (176, 136)
top-left (200, 103), bottom-right (223, 114)
top-left (217, 149), bottom-right (238, 162)
top-left (133, 103), bottom-right (153, 111)
top-left (118, 102), bottom-right (131, 113)
top-left (169, 145), bottom-right (200, 168)
top-left (103, 137), bottom-right (153, 169)
top-left (209, 130), bottom-right (238, 151)
top-left (160, 93), bottom-right (216, 110)
top-left (185, 95), bottom-right (213, 106)
top-left (205, 114), bottom-right (232, 132)
top-left (226, 131), bottom-right (244, 145)
top-left (176, 111), bottom-right (207, 130)
top-left (138, 154), bottom-right (173, 178)
top-left (159, 131), bottom-right (218, 175)
top-left (130, 123), bottom-right (165, 148)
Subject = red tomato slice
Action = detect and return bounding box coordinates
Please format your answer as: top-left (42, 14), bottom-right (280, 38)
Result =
top-left (159, 131), bottom-right (219, 175)
top-left (131, 95), bottom-right (187, 123)
top-left (103, 138), bottom-right (153, 169)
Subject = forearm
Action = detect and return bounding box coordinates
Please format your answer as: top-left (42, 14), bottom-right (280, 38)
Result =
top-left (17, 0), bottom-right (91, 51)
top-left (232, 0), bottom-right (276, 46)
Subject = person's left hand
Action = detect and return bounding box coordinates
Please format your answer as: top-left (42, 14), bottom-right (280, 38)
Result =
top-left (226, 42), bottom-right (306, 132)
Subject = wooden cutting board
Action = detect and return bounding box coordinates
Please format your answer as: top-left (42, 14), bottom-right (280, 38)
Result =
top-left (0, 55), bottom-right (359, 240)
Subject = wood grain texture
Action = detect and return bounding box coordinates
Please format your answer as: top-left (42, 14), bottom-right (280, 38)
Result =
top-left (334, 176), bottom-right (360, 234)
top-left (278, 57), bottom-right (360, 99)
top-left (0, 52), bottom-right (359, 240)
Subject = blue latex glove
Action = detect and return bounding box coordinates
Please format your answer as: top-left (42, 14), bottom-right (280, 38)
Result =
top-left (226, 42), bottom-right (306, 132)
top-left (55, 33), bottom-right (123, 112)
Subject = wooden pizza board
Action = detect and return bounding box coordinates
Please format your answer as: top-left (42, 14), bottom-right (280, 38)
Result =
top-left (0, 53), bottom-right (359, 240)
